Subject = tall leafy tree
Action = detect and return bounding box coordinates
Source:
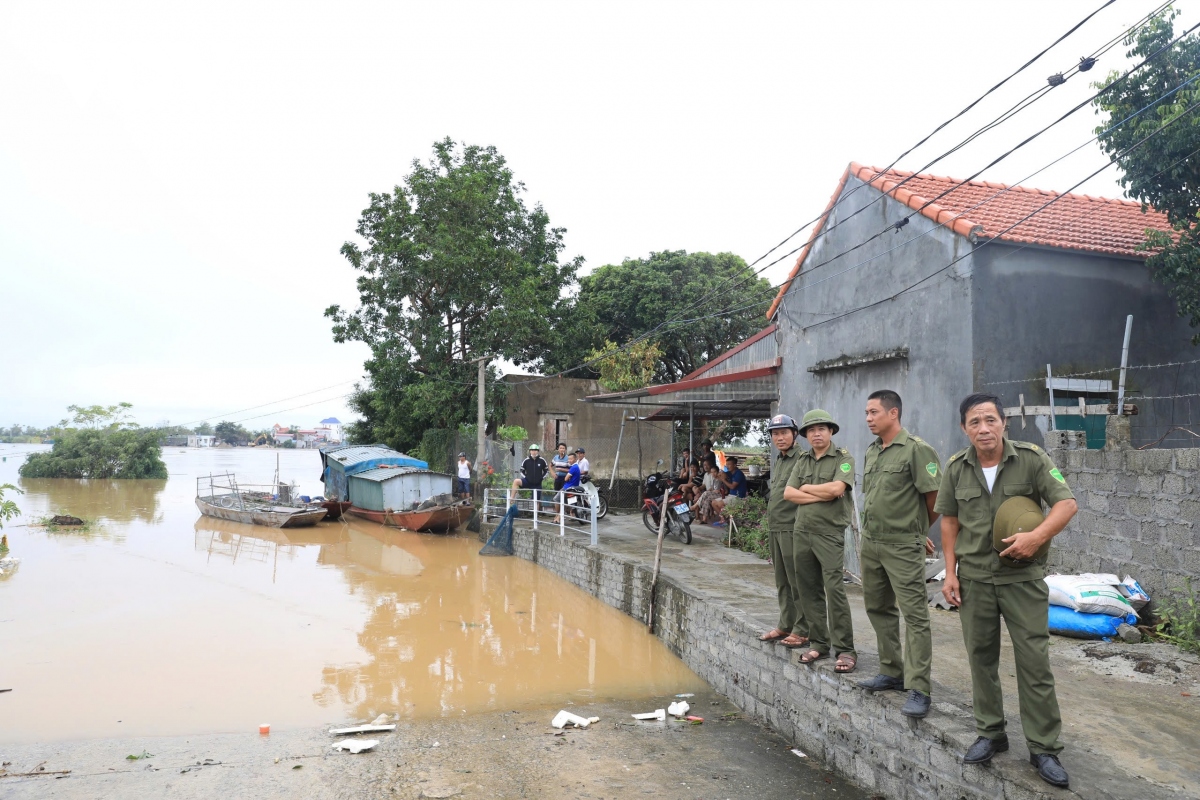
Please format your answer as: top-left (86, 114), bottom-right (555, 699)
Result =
top-left (1093, 9), bottom-right (1200, 341)
top-left (327, 138), bottom-right (582, 450)
top-left (19, 404), bottom-right (167, 479)
top-left (548, 250), bottom-right (773, 384)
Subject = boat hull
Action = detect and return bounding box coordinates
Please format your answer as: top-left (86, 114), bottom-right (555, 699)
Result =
top-left (195, 498), bottom-right (327, 528)
top-left (321, 500), bottom-right (352, 520)
top-left (348, 503), bottom-right (472, 533)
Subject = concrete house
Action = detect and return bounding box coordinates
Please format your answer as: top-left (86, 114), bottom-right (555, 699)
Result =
top-left (767, 162), bottom-right (1198, 460)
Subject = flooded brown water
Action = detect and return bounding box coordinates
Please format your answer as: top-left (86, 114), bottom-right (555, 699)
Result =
top-left (0, 445), bottom-right (705, 743)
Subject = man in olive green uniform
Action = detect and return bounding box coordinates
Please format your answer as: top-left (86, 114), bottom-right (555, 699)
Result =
top-left (784, 409), bottom-right (857, 671)
top-left (858, 390), bottom-right (941, 719)
top-left (758, 414), bottom-right (809, 648)
top-left (937, 393), bottom-right (1077, 789)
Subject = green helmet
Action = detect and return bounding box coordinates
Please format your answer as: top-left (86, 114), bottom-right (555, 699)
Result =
top-left (993, 496), bottom-right (1049, 568)
top-left (798, 409), bottom-right (839, 436)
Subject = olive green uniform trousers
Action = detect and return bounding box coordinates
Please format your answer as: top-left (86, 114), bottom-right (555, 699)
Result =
top-left (959, 577), bottom-right (1063, 755)
top-left (793, 528), bottom-right (855, 657)
top-left (769, 528), bottom-right (806, 636)
top-left (860, 537), bottom-right (932, 694)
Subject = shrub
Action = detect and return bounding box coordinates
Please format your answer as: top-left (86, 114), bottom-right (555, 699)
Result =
top-left (1155, 578), bottom-right (1200, 654)
top-left (726, 495), bottom-right (770, 560)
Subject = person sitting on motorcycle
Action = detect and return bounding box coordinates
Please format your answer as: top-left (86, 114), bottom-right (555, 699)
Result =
top-left (553, 454), bottom-right (583, 523)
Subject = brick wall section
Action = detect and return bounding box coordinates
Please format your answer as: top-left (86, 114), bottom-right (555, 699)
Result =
top-left (1044, 417), bottom-right (1200, 605)
top-left (508, 528), bottom-right (1063, 800)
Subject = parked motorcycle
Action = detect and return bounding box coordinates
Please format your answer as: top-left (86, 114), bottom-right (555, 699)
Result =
top-left (641, 466), bottom-right (692, 545)
top-left (563, 476), bottom-right (608, 520)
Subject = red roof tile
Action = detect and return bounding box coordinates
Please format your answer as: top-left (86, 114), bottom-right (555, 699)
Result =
top-left (767, 162), bottom-right (1171, 319)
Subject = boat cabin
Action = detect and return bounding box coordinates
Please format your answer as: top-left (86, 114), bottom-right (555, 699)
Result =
top-left (347, 467), bottom-right (454, 512)
top-left (320, 443), bottom-right (428, 502)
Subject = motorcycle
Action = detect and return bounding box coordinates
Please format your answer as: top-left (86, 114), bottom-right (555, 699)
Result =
top-left (562, 476), bottom-right (608, 521)
top-left (641, 466), bottom-right (692, 545)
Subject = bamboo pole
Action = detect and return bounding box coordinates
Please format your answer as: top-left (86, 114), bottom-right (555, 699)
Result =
top-left (647, 484), bottom-right (671, 633)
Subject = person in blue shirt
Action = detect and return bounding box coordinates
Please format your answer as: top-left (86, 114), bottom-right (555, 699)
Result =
top-left (721, 456), bottom-right (749, 499)
top-left (553, 454), bottom-right (583, 523)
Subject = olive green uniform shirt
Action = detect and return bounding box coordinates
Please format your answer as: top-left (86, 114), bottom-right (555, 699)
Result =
top-left (766, 446), bottom-right (802, 530)
top-left (788, 445), bottom-right (855, 533)
top-left (934, 438), bottom-right (1075, 585)
top-left (862, 428), bottom-right (942, 541)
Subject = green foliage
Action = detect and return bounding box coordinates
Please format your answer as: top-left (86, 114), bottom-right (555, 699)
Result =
top-left (589, 338), bottom-right (664, 392)
top-left (494, 424), bottom-right (528, 442)
top-left (125, 750), bottom-right (154, 761)
top-left (214, 421), bottom-right (250, 446)
top-left (416, 428), bottom-right (456, 471)
top-left (66, 402), bottom-right (133, 429)
top-left (1092, 9), bottom-right (1200, 342)
top-left (0, 483), bottom-right (21, 528)
top-left (21, 427), bottom-right (168, 479)
top-left (193, 422), bottom-right (214, 436)
top-left (726, 495), bottom-right (770, 560)
top-left (1155, 577), bottom-right (1200, 654)
top-left (546, 250), bottom-right (773, 383)
top-left (327, 138), bottom-right (582, 452)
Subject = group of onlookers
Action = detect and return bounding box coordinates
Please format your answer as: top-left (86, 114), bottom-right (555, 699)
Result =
top-left (760, 390), bottom-right (1077, 790)
top-left (510, 442), bottom-right (590, 523)
top-left (675, 440), bottom-right (748, 525)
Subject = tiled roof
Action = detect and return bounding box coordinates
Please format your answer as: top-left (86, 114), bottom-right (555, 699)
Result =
top-left (767, 162), bottom-right (1171, 319)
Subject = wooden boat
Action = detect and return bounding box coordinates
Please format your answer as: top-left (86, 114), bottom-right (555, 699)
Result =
top-left (321, 500), bottom-right (352, 520)
top-left (348, 500), bottom-right (473, 533)
top-left (195, 473), bottom-right (327, 529)
top-left (195, 496), bottom-right (327, 528)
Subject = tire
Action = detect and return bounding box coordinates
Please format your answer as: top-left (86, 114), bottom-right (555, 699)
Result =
top-left (596, 496), bottom-right (608, 519)
top-left (680, 520), bottom-right (692, 544)
top-left (668, 515), bottom-right (692, 545)
top-left (642, 508), bottom-right (659, 534)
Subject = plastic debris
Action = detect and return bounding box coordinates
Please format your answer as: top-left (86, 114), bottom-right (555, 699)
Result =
top-left (632, 709), bottom-right (666, 721)
top-left (550, 710), bottom-right (592, 729)
top-left (667, 701), bottom-right (690, 717)
top-left (329, 724), bottom-right (397, 735)
top-left (1048, 606), bottom-right (1138, 639)
top-left (259, 723), bottom-right (270, 734)
top-left (686, 716), bottom-right (703, 723)
top-left (674, 693), bottom-right (694, 698)
top-left (791, 748), bottom-right (807, 758)
top-left (371, 714), bottom-right (391, 726)
top-left (332, 739), bottom-right (379, 754)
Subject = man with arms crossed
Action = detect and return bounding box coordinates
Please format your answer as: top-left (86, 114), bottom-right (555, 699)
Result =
top-left (757, 415), bottom-right (809, 649)
top-left (784, 410), bottom-right (857, 672)
top-left (936, 393), bottom-right (1076, 789)
top-left (857, 390), bottom-right (940, 719)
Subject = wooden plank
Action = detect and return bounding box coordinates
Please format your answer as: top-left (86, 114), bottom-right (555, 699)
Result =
top-left (1002, 404), bottom-right (1138, 417)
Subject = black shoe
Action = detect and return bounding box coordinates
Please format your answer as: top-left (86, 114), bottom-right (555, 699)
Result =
top-left (963, 735), bottom-right (1009, 764)
top-left (856, 674), bottom-right (904, 693)
top-left (900, 690), bottom-right (931, 718)
top-left (1030, 754), bottom-right (1069, 788)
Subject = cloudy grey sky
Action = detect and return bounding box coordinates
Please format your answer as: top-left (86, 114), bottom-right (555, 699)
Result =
top-left (1, 1), bottom-right (1187, 429)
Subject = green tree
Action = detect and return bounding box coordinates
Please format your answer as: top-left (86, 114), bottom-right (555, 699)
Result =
top-left (1093, 9), bottom-right (1200, 341)
top-left (589, 339), bottom-right (664, 392)
top-left (327, 137), bottom-right (582, 451)
top-left (0, 483), bottom-right (20, 528)
top-left (19, 405), bottom-right (167, 480)
top-left (193, 422), bottom-right (214, 436)
top-left (214, 421), bottom-right (250, 446)
top-left (547, 251), bottom-right (774, 383)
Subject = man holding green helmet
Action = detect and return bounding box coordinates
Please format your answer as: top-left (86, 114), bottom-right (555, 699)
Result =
top-left (935, 393), bottom-right (1077, 789)
top-left (784, 409), bottom-right (857, 672)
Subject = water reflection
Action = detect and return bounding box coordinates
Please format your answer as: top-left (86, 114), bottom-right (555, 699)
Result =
top-left (19, 476), bottom-right (166, 525)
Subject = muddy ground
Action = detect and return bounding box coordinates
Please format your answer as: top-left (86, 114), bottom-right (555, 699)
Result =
top-left (0, 689), bottom-right (867, 800)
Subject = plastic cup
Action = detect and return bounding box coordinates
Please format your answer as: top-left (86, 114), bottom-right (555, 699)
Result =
top-left (259, 723), bottom-right (270, 734)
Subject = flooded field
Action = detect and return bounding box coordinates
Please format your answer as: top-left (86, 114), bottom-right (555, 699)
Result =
top-left (0, 445), bottom-right (705, 743)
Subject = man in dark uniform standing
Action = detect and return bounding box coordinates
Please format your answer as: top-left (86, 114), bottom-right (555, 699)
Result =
top-left (936, 393), bottom-right (1076, 788)
top-left (758, 414), bottom-right (808, 649)
top-left (857, 390), bottom-right (941, 719)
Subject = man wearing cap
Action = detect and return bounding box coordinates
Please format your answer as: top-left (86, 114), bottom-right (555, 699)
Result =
top-left (936, 393), bottom-right (1077, 788)
top-left (758, 414), bottom-right (809, 649)
top-left (857, 389), bottom-right (941, 719)
top-left (574, 447), bottom-right (590, 478)
top-left (784, 410), bottom-right (857, 672)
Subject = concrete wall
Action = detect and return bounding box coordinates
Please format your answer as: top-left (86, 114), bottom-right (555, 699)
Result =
top-left (970, 244), bottom-right (1200, 448)
top-left (1045, 417), bottom-right (1200, 605)
top-left (506, 527), bottom-right (1073, 800)
top-left (502, 375), bottom-right (671, 478)
top-left (774, 174), bottom-right (976, 466)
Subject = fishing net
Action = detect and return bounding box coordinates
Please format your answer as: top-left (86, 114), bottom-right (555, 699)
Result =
top-left (479, 504), bottom-right (518, 557)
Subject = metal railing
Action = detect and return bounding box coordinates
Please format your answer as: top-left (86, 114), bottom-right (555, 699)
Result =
top-left (482, 485), bottom-right (599, 546)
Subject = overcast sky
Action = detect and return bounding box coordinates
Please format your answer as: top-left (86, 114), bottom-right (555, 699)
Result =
top-left (1, 0), bottom-right (1188, 429)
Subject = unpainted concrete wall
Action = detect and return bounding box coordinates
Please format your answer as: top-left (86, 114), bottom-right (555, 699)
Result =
top-left (1045, 417), bottom-right (1200, 604)
top-left (970, 244), bottom-right (1200, 449)
top-left (774, 173), bottom-right (976, 469)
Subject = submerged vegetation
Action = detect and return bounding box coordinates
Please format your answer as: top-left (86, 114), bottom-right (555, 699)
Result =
top-left (19, 403), bottom-right (168, 480)
top-left (0, 483), bottom-right (20, 528)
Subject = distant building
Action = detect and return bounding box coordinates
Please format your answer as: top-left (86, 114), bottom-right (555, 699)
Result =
top-left (187, 435), bottom-right (215, 448)
top-left (164, 434), bottom-right (189, 447)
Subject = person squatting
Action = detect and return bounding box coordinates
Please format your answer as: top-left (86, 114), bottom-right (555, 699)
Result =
top-left (759, 390), bottom-right (1076, 790)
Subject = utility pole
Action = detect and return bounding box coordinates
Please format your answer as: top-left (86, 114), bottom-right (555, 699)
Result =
top-left (475, 356), bottom-right (489, 481)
